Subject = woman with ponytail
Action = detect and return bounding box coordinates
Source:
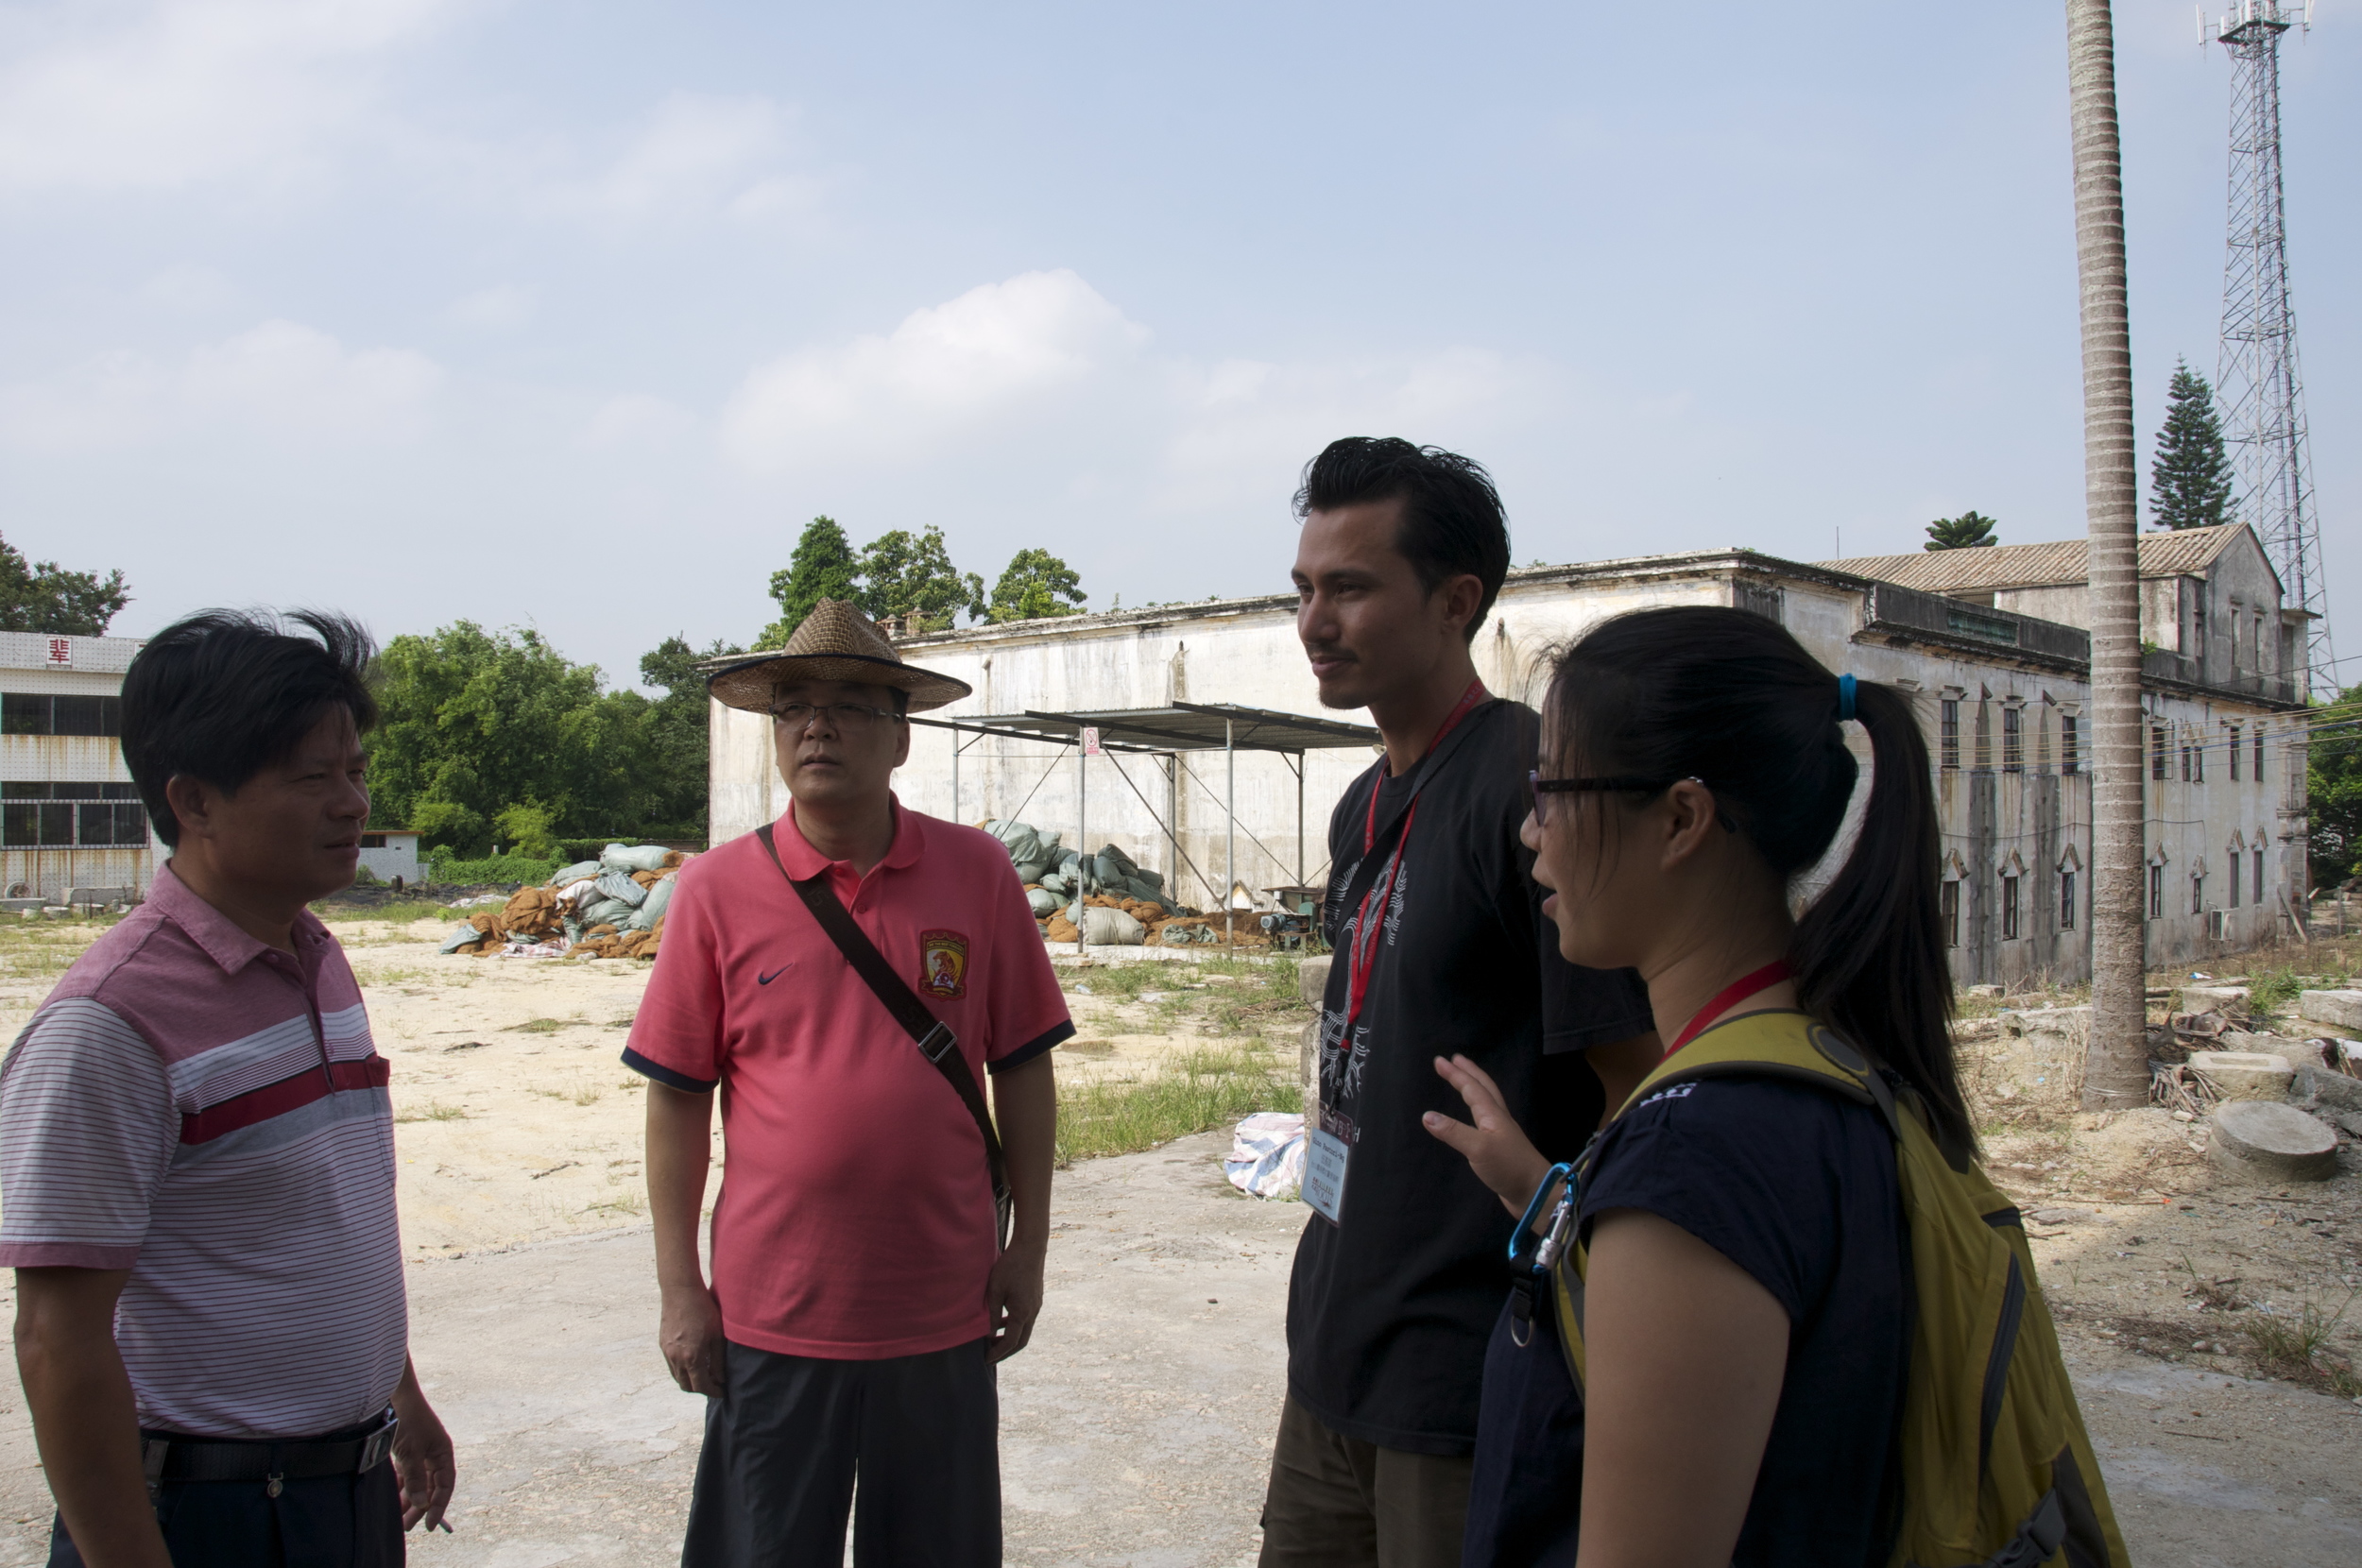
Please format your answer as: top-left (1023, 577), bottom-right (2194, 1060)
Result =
top-left (1427, 605), bottom-right (1962, 1567)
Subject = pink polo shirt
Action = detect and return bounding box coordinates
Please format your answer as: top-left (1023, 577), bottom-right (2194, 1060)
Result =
top-left (625, 799), bottom-right (1071, 1360)
top-left (0, 863), bottom-right (406, 1439)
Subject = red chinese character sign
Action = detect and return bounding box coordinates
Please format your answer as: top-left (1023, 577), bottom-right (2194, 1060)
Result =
top-left (44, 639), bottom-right (70, 667)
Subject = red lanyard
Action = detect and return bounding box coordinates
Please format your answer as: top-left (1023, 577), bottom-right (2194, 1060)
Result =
top-left (1340, 680), bottom-right (1489, 1033)
top-left (1663, 960), bottom-right (1793, 1059)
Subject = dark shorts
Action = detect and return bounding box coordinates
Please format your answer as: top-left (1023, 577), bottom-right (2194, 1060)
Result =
top-left (683, 1336), bottom-right (1000, 1568)
top-left (48, 1458), bottom-right (401, 1568)
top-left (1462, 1291), bottom-right (1584, 1568)
top-left (1257, 1394), bottom-right (1473, 1568)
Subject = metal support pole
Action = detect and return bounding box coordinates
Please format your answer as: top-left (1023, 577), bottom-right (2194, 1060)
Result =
top-left (1162, 752), bottom-right (1180, 903)
top-left (951, 733), bottom-right (960, 826)
top-left (1295, 752), bottom-right (1305, 892)
top-left (1077, 739), bottom-right (1087, 956)
top-left (1225, 720), bottom-right (1236, 947)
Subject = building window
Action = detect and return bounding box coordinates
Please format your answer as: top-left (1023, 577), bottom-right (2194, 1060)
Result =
top-left (2181, 741), bottom-right (2193, 783)
top-left (0, 694), bottom-right (123, 738)
top-left (2001, 706), bottom-right (2023, 774)
top-left (2227, 852), bottom-right (2240, 907)
top-left (2254, 726), bottom-right (2265, 782)
top-left (360, 833), bottom-right (387, 848)
top-left (2192, 873), bottom-right (2205, 917)
top-left (2253, 847), bottom-right (2265, 906)
top-left (2062, 714), bottom-right (2080, 775)
top-left (2148, 863), bottom-right (2164, 920)
top-left (2060, 870), bottom-right (2077, 929)
top-left (1939, 699), bottom-right (1960, 771)
top-left (2230, 724), bottom-right (2243, 781)
top-left (2193, 736), bottom-right (2204, 784)
top-left (2151, 725), bottom-right (2167, 781)
top-left (0, 782), bottom-right (148, 847)
top-left (2001, 876), bottom-right (2021, 940)
top-left (1942, 880), bottom-right (1960, 948)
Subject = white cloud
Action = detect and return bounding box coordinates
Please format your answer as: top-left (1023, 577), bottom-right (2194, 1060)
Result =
top-left (719, 269), bottom-right (1149, 470)
top-left (446, 283), bottom-right (536, 330)
top-left (0, 0), bottom-right (468, 193)
top-left (0, 318), bottom-right (441, 448)
top-left (542, 94), bottom-right (820, 225)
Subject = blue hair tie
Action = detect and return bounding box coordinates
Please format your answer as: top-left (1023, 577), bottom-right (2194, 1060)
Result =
top-left (1837, 673), bottom-right (1857, 723)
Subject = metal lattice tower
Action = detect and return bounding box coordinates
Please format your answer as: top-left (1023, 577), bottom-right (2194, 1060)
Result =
top-left (2211, 2), bottom-right (2332, 692)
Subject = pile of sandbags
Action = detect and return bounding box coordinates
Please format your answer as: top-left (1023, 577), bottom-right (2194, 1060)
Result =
top-left (437, 842), bottom-right (692, 959)
top-left (983, 818), bottom-right (1195, 921)
top-left (569, 915), bottom-right (665, 961)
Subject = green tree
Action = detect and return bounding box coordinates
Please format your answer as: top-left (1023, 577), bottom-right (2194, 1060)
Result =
top-left (636, 633), bottom-right (742, 839)
top-left (1924, 511), bottom-right (2000, 551)
top-left (0, 533), bottom-right (128, 634)
top-left (366, 623), bottom-right (651, 855)
top-left (2148, 358), bottom-right (2238, 531)
top-left (2310, 687), bottom-right (2362, 891)
top-left (761, 516), bottom-right (861, 647)
top-left (856, 525), bottom-right (984, 631)
top-left (986, 549), bottom-right (1087, 622)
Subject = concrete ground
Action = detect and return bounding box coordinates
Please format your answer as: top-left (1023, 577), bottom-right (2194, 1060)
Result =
top-left (1, 1128), bottom-right (2355, 1565)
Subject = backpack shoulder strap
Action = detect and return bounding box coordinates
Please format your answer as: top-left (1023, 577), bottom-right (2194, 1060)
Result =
top-left (1608, 1009), bottom-right (1887, 1124)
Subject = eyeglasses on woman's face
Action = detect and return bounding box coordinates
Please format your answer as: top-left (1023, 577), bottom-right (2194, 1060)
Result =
top-left (1525, 771), bottom-right (1680, 827)
top-left (770, 700), bottom-right (906, 732)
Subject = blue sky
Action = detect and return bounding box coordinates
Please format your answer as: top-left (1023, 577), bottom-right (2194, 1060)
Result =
top-left (0, 1), bottom-right (2353, 691)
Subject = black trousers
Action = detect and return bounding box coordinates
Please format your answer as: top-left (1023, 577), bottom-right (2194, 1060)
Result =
top-left (48, 1461), bottom-right (401, 1568)
top-left (682, 1336), bottom-right (1000, 1568)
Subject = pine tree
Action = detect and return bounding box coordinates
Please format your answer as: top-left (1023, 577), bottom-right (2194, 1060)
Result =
top-left (1924, 511), bottom-right (1999, 551)
top-left (2148, 358), bottom-right (2237, 531)
top-left (761, 517), bottom-right (861, 646)
top-left (0, 533), bottom-right (128, 634)
top-left (986, 549), bottom-right (1087, 622)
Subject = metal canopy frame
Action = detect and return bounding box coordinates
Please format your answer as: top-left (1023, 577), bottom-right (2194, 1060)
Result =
top-left (911, 702), bottom-right (1379, 950)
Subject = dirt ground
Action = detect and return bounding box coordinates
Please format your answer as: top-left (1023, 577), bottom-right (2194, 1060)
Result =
top-left (0, 916), bottom-right (2356, 1562)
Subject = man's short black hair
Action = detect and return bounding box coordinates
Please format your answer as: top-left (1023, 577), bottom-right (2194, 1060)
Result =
top-left (122, 609), bottom-right (380, 848)
top-left (1293, 436), bottom-right (1511, 644)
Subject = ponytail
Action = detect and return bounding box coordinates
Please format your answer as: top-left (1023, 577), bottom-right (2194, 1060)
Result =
top-left (1543, 606), bottom-right (1970, 1152)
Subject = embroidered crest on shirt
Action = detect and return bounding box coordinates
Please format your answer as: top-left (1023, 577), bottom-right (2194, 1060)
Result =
top-left (917, 930), bottom-right (969, 999)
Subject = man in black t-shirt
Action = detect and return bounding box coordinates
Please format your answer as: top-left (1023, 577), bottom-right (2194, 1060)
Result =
top-left (1261, 438), bottom-right (1657, 1568)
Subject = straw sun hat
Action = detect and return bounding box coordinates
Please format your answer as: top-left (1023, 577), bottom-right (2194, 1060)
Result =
top-left (705, 598), bottom-right (973, 714)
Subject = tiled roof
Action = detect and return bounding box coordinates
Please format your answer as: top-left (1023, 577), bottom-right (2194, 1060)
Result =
top-left (1818, 524), bottom-right (2256, 593)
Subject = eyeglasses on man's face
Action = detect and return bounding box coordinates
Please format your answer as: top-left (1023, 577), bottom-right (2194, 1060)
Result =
top-left (1525, 771), bottom-right (1678, 826)
top-left (770, 701), bottom-right (906, 731)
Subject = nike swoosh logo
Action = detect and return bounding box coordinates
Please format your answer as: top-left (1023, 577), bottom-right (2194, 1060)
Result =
top-left (758, 967), bottom-right (788, 984)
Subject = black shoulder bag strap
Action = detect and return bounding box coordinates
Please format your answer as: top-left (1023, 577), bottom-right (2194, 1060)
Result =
top-left (756, 823), bottom-right (1012, 1249)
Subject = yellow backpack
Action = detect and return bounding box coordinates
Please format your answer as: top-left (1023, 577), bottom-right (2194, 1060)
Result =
top-left (1549, 1010), bottom-right (2130, 1568)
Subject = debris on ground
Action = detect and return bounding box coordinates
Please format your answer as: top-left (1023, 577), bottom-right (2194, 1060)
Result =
top-left (438, 843), bottom-right (690, 961)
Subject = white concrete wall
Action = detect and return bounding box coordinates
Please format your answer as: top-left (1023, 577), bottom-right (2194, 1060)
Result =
top-left (711, 553), bottom-right (2303, 982)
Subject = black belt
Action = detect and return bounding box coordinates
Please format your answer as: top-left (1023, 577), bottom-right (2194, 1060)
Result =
top-left (141, 1409), bottom-right (398, 1492)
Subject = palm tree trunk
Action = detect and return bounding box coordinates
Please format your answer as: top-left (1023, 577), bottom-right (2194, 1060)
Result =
top-left (2066, 0), bottom-right (2148, 1108)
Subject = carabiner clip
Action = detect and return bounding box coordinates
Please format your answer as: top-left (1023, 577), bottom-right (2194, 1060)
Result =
top-left (1507, 1163), bottom-right (1573, 1271)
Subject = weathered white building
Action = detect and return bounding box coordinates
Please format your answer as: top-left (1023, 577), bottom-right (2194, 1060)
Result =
top-left (0, 633), bottom-right (156, 901)
top-left (710, 524), bottom-right (2306, 987)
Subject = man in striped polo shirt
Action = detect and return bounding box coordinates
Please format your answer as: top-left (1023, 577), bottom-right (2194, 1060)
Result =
top-left (0, 610), bottom-right (454, 1566)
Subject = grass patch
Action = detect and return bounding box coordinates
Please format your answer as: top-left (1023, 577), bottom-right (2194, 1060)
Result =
top-left (1053, 1044), bottom-right (1300, 1166)
top-left (2240, 1294), bottom-right (2362, 1399)
top-left (394, 1100), bottom-right (471, 1123)
top-left (320, 900), bottom-right (459, 927)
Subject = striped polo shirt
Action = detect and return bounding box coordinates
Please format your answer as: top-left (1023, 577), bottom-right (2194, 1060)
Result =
top-left (0, 863), bottom-right (406, 1439)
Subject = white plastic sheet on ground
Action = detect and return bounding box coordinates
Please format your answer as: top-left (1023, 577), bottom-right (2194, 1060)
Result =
top-left (1224, 1112), bottom-right (1306, 1200)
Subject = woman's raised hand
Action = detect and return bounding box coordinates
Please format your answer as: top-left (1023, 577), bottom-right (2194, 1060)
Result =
top-left (1423, 1054), bottom-right (1553, 1217)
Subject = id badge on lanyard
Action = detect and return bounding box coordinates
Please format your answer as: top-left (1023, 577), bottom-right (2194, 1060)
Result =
top-left (1309, 680), bottom-right (1487, 1226)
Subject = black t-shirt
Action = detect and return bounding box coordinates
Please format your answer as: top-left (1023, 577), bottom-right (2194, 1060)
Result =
top-left (1576, 1059), bottom-right (1909, 1565)
top-left (1287, 698), bottom-right (1653, 1455)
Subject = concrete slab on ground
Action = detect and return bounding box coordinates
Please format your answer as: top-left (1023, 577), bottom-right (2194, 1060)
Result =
top-left (1, 1130), bottom-right (2356, 1565)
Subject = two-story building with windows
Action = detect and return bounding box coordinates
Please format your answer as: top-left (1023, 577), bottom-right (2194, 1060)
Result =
top-left (0, 633), bottom-right (155, 901)
top-left (710, 524), bottom-right (2303, 988)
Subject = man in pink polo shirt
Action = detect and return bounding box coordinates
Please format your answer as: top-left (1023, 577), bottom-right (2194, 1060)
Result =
top-left (627, 599), bottom-right (1067, 1568)
top-left (1, 610), bottom-right (454, 1567)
